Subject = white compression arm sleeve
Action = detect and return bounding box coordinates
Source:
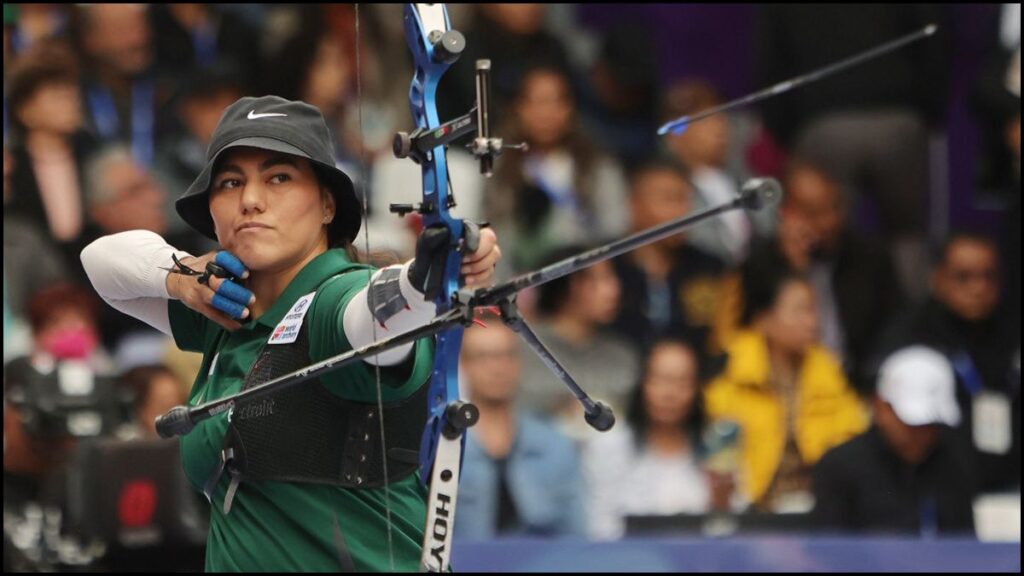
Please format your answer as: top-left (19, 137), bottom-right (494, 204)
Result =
top-left (80, 230), bottom-right (191, 336)
top-left (342, 260), bottom-right (438, 367)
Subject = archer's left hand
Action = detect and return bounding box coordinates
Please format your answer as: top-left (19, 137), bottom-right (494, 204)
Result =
top-left (409, 223), bottom-right (501, 299)
top-left (461, 225), bottom-right (500, 288)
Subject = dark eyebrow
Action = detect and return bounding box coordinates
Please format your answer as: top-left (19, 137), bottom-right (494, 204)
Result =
top-left (214, 163), bottom-right (243, 178)
top-left (259, 154), bottom-right (300, 171)
top-left (213, 154), bottom-right (300, 179)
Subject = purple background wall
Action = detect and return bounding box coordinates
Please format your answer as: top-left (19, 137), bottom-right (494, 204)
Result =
top-left (578, 4), bottom-right (1010, 237)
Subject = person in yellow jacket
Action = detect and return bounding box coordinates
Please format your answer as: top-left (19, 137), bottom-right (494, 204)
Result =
top-left (705, 270), bottom-right (868, 512)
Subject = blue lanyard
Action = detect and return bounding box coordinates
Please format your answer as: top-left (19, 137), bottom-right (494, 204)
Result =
top-left (191, 23), bottom-right (219, 67)
top-left (918, 493), bottom-right (938, 538)
top-left (524, 156), bottom-right (595, 229)
top-left (951, 350), bottom-right (985, 397)
top-left (86, 78), bottom-right (155, 167)
top-left (645, 278), bottom-right (671, 331)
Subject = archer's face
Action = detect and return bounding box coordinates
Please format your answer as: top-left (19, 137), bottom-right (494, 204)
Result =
top-left (208, 147), bottom-right (335, 272)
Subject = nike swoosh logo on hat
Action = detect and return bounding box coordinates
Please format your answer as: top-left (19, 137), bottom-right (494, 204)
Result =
top-left (248, 110), bottom-right (288, 120)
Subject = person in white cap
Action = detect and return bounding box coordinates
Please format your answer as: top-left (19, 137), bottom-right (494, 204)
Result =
top-left (811, 345), bottom-right (976, 535)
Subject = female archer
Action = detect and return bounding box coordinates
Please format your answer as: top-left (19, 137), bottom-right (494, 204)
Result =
top-left (81, 95), bottom-right (501, 571)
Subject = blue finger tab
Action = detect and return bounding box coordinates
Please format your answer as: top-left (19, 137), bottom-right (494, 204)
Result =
top-left (215, 251), bottom-right (248, 278)
top-left (212, 294), bottom-right (247, 320)
top-left (216, 279), bottom-right (254, 307)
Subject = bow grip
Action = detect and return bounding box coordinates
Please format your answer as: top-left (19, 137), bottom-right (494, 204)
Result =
top-left (462, 221), bottom-right (481, 254)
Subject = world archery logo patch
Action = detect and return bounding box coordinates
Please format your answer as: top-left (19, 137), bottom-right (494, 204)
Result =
top-left (268, 292), bottom-right (316, 345)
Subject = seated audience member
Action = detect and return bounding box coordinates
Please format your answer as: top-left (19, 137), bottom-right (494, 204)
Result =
top-left (705, 268), bottom-right (868, 513)
top-left (876, 231), bottom-right (1020, 492)
top-left (5, 4), bottom-right (72, 56)
top-left (73, 4), bottom-right (174, 168)
top-left (3, 145), bottom-right (70, 361)
top-left (116, 364), bottom-right (187, 440)
top-left (4, 284), bottom-right (114, 508)
top-left (716, 160), bottom-right (904, 393)
top-left (611, 158), bottom-right (726, 358)
top-left (76, 144), bottom-right (210, 364)
top-left (436, 4), bottom-right (572, 124)
top-left (153, 62), bottom-right (246, 231)
top-left (661, 80), bottom-right (771, 264)
top-left (584, 338), bottom-right (734, 540)
top-left (578, 22), bottom-right (660, 169)
top-left (755, 5), bottom-right (949, 302)
top-left (813, 346), bottom-right (976, 536)
top-left (518, 247), bottom-right (640, 439)
top-left (149, 4), bottom-right (259, 91)
top-left (487, 64), bottom-right (630, 274)
top-left (455, 317), bottom-right (585, 540)
top-left (6, 40), bottom-right (97, 251)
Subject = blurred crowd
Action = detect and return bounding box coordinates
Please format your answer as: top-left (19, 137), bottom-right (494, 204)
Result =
top-left (2, 3), bottom-right (1020, 570)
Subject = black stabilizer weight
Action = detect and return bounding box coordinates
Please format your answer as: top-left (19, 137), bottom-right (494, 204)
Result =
top-left (584, 401), bottom-right (616, 432)
top-left (432, 30), bottom-right (466, 64)
top-left (442, 401), bottom-right (479, 439)
top-left (156, 405), bottom-right (196, 439)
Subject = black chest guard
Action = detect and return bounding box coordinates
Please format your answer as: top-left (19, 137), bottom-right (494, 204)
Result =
top-left (204, 304), bottom-right (428, 513)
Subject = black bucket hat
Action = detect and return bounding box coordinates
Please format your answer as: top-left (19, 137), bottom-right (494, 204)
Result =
top-left (175, 95), bottom-right (360, 245)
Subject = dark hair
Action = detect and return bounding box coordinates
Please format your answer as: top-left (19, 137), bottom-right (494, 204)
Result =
top-left (6, 40), bottom-right (80, 137)
top-left (931, 228), bottom-right (999, 267)
top-left (780, 157), bottom-right (846, 210)
top-left (660, 79), bottom-right (723, 125)
top-left (534, 244), bottom-right (597, 317)
top-left (626, 337), bottom-right (708, 454)
top-left (27, 283), bottom-right (99, 335)
top-left (739, 261), bottom-right (809, 327)
top-left (626, 155), bottom-right (692, 192)
top-left (261, 7), bottom-right (355, 104)
top-left (490, 63), bottom-right (604, 232)
top-left (118, 364), bottom-right (182, 413)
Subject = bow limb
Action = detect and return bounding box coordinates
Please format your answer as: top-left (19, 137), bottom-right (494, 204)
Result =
top-left (399, 5), bottom-right (472, 572)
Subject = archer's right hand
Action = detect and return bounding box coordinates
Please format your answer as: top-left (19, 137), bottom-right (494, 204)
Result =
top-left (166, 251), bottom-right (254, 331)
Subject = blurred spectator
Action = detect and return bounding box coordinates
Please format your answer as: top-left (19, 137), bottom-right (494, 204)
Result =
top-left (3, 144), bottom-right (69, 355)
top-left (660, 80), bottom-right (773, 264)
top-left (116, 364), bottom-right (186, 440)
top-left (366, 150), bottom-right (487, 259)
top-left (610, 158), bottom-right (727, 359)
top-left (875, 231), bottom-right (1020, 492)
top-left (75, 144), bottom-right (207, 363)
top-left (455, 317), bottom-right (586, 539)
top-left (705, 268), bottom-right (868, 513)
top-left (153, 62), bottom-right (246, 231)
top-left (716, 160), bottom-right (905, 393)
top-left (583, 338), bottom-right (734, 540)
top-left (755, 5), bottom-right (950, 302)
top-left (262, 8), bottom-right (361, 167)
top-left (577, 21), bottom-right (659, 169)
top-left (4, 4), bottom-right (71, 56)
top-left (488, 64), bottom-right (629, 273)
top-left (72, 4), bottom-right (173, 167)
top-left (149, 4), bottom-right (259, 92)
top-left (4, 284), bottom-right (113, 507)
top-left (518, 247), bottom-right (640, 440)
top-left (971, 4), bottom-right (1020, 346)
top-left (813, 346), bottom-right (976, 535)
top-left (971, 3), bottom-right (1020, 197)
top-left (13, 283), bottom-right (113, 375)
top-left (6, 40), bottom-right (96, 249)
top-left (436, 4), bottom-right (573, 125)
